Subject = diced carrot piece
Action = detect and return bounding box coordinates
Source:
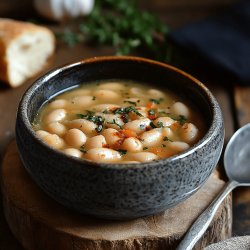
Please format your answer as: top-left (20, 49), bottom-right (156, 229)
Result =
top-left (146, 102), bottom-right (158, 110)
top-left (170, 122), bottom-right (180, 131)
top-left (121, 129), bottom-right (137, 138)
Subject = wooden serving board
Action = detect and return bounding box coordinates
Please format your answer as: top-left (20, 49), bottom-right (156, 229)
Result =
top-left (1, 141), bottom-right (232, 250)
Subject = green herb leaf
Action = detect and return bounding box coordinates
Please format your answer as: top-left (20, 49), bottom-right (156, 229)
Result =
top-left (163, 136), bottom-right (173, 142)
top-left (77, 112), bottom-right (105, 132)
top-left (113, 106), bottom-right (142, 117)
top-left (117, 149), bottom-right (127, 155)
top-left (103, 109), bottom-right (110, 114)
top-left (124, 100), bottom-right (137, 106)
top-left (95, 124), bottom-right (104, 133)
top-left (157, 121), bottom-right (164, 128)
top-left (149, 98), bottom-right (164, 104)
top-left (176, 115), bottom-right (187, 126)
top-left (58, 0), bottom-right (170, 61)
top-left (150, 121), bottom-right (157, 128)
top-left (80, 146), bottom-right (87, 153)
top-left (107, 119), bottom-right (122, 129)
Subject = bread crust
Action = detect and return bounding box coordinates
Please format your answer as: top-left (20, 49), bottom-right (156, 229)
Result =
top-left (0, 18), bottom-right (55, 87)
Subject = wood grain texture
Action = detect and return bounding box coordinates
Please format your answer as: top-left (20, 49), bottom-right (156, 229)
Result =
top-left (234, 86), bottom-right (250, 128)
top-left (232, 85), bottom-right (250, 236)
top-left (1, 141), bottom-right (232, 250)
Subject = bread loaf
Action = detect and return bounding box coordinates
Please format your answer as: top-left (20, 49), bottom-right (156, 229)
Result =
top-left (0, 18), bottom-right (55, 87)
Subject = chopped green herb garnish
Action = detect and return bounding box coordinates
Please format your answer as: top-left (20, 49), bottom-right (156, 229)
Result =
top-left (143, 147), bottom-right (148, 150)
top-left (150, 121), bottom-right (157, 128)
top-left (117, 149), bottom-right (127, 155)
top-left (124, 100), bottom-right (137, 106)
top-left (162, 144), bottom-right (166, 147)
top-left (176, 115), bottom-right (187, 125)
top-left (95, 124), bottom-right (103, 133)
top-left (158, 111), bottom-right (170, 117)
top-left (58, 0), bottom-right (170, 61)
top-left (157, 121), bottom-right (164, 128)
top-left (163, 136), bottom-right (173, 142)
top-left (149, 98), bottom-right (164, 104)
top-left (113, 106), bottom-right (142, 117)
top-left (77, 113), bottom-right (104, 123)
top-left (107, 119), bottom-right (122, 129)
top-left (85, 110), bottom-right (95, 116)
top-left (76, 112), bottom-right (105, 132)
top-left (80, 146), bottom-right (87, 153)
top-left (103, 109), bottom-right (110, 114)
top-left (92, 96), bottom-right (96, 101)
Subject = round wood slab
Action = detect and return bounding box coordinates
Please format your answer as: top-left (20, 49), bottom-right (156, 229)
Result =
top-left (1, 141), bottom-right (232, 250)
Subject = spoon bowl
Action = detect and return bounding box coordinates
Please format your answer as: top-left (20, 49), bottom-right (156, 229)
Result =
top-left (224, 123), bottom-right (250, 184)
top-left (177, 123), bottom-right (250, 250)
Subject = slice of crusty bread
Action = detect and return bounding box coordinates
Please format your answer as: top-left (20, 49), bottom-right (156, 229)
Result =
top-left (0, 18), bottom-right (55, 87)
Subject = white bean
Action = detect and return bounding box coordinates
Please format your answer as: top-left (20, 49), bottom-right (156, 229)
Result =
top-left (36, 130), bottom-right (50, 139)
top-left (104, 114), bottom-right (124, 130)
top-left (65, 128), bottom-right (87, 147)
top-left (129, 87), bottom-right (145, 97)
top-left (147, 89), bottom-right (165, 98)
top-left (44, 109), bottom-right (66, 124)
top-left (93, 89), bottom-right (120, 102)
top-left (48, 99), bottom-right (69, 109)
top-left (122, 137), bottom-right (143, 152)
top-left (140, 128), bottom-right (162, 147)
top-left (86, 148), bottom-right (121, 162)
top-left (91, 104), bottom-right (120, 112)
top-left (43, 134), bottom-right (65, 149)
top-left (102, 128), bottom-right (121, 147)
top-left (127, 152), bottom-right (158, 162)
top-left (123, 118), bottom-right (151, 134)
top-left (128, 107), bottom-right (147, 120)
top-left (170, 102), bottom-right (190, 118)
top-left (71, 96), bottom-right (95, 108)
top-left (45, 122), bottom-right (67, 136)
top-left (168, 141), bottom-right (190, 153)
top-left (85, 135), bottom-right (107, 150)
top-left (162, 127), bottom-right (175, 141)
top-left (180, 123), bottom-right (199, 143)
top-left (153, 117), bottom-right (175, 127)
top-left (98, 82), bottom-right (126, 90)
top-left (63, 148), bottom-right (83, 158)
top-left (67, 119), bottom-right (97, 136)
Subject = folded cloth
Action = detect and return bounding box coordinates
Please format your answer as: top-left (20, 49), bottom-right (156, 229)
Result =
top-left (205, 235), bottom-right (250, 250)
top-left (169, 0), bottom-right (250, 85)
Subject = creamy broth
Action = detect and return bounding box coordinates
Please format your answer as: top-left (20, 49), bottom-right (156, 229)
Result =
top-left (33, 80), bottom-right (206, 163)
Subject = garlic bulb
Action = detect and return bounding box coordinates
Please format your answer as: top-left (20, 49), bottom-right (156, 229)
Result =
top-left (34, 0), bottom-right (95, 21)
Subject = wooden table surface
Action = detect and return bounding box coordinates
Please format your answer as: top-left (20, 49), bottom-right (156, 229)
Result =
top-left (0, 0), bottom-right (249, 249)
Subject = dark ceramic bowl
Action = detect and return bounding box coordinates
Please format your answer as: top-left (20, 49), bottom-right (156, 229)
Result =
top-left (16, 56), bottom-right (224, 220)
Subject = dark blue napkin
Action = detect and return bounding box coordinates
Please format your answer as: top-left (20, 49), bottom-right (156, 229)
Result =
top-left (169, 0), bottom-right (250, 85)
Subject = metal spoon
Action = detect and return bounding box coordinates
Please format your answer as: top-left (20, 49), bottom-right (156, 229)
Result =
top-left (177, 123), bottom-right (250, 250)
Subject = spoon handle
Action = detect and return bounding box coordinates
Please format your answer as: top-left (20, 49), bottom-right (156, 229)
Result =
top-left (176, 180), bottom-right (238, 250)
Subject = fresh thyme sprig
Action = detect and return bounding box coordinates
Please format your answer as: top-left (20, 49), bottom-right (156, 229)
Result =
top-left (59, 0), bottom-right (170, 61)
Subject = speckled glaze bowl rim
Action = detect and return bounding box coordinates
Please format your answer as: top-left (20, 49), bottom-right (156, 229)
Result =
top-left (18, 55), bottom-right (222, 170)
